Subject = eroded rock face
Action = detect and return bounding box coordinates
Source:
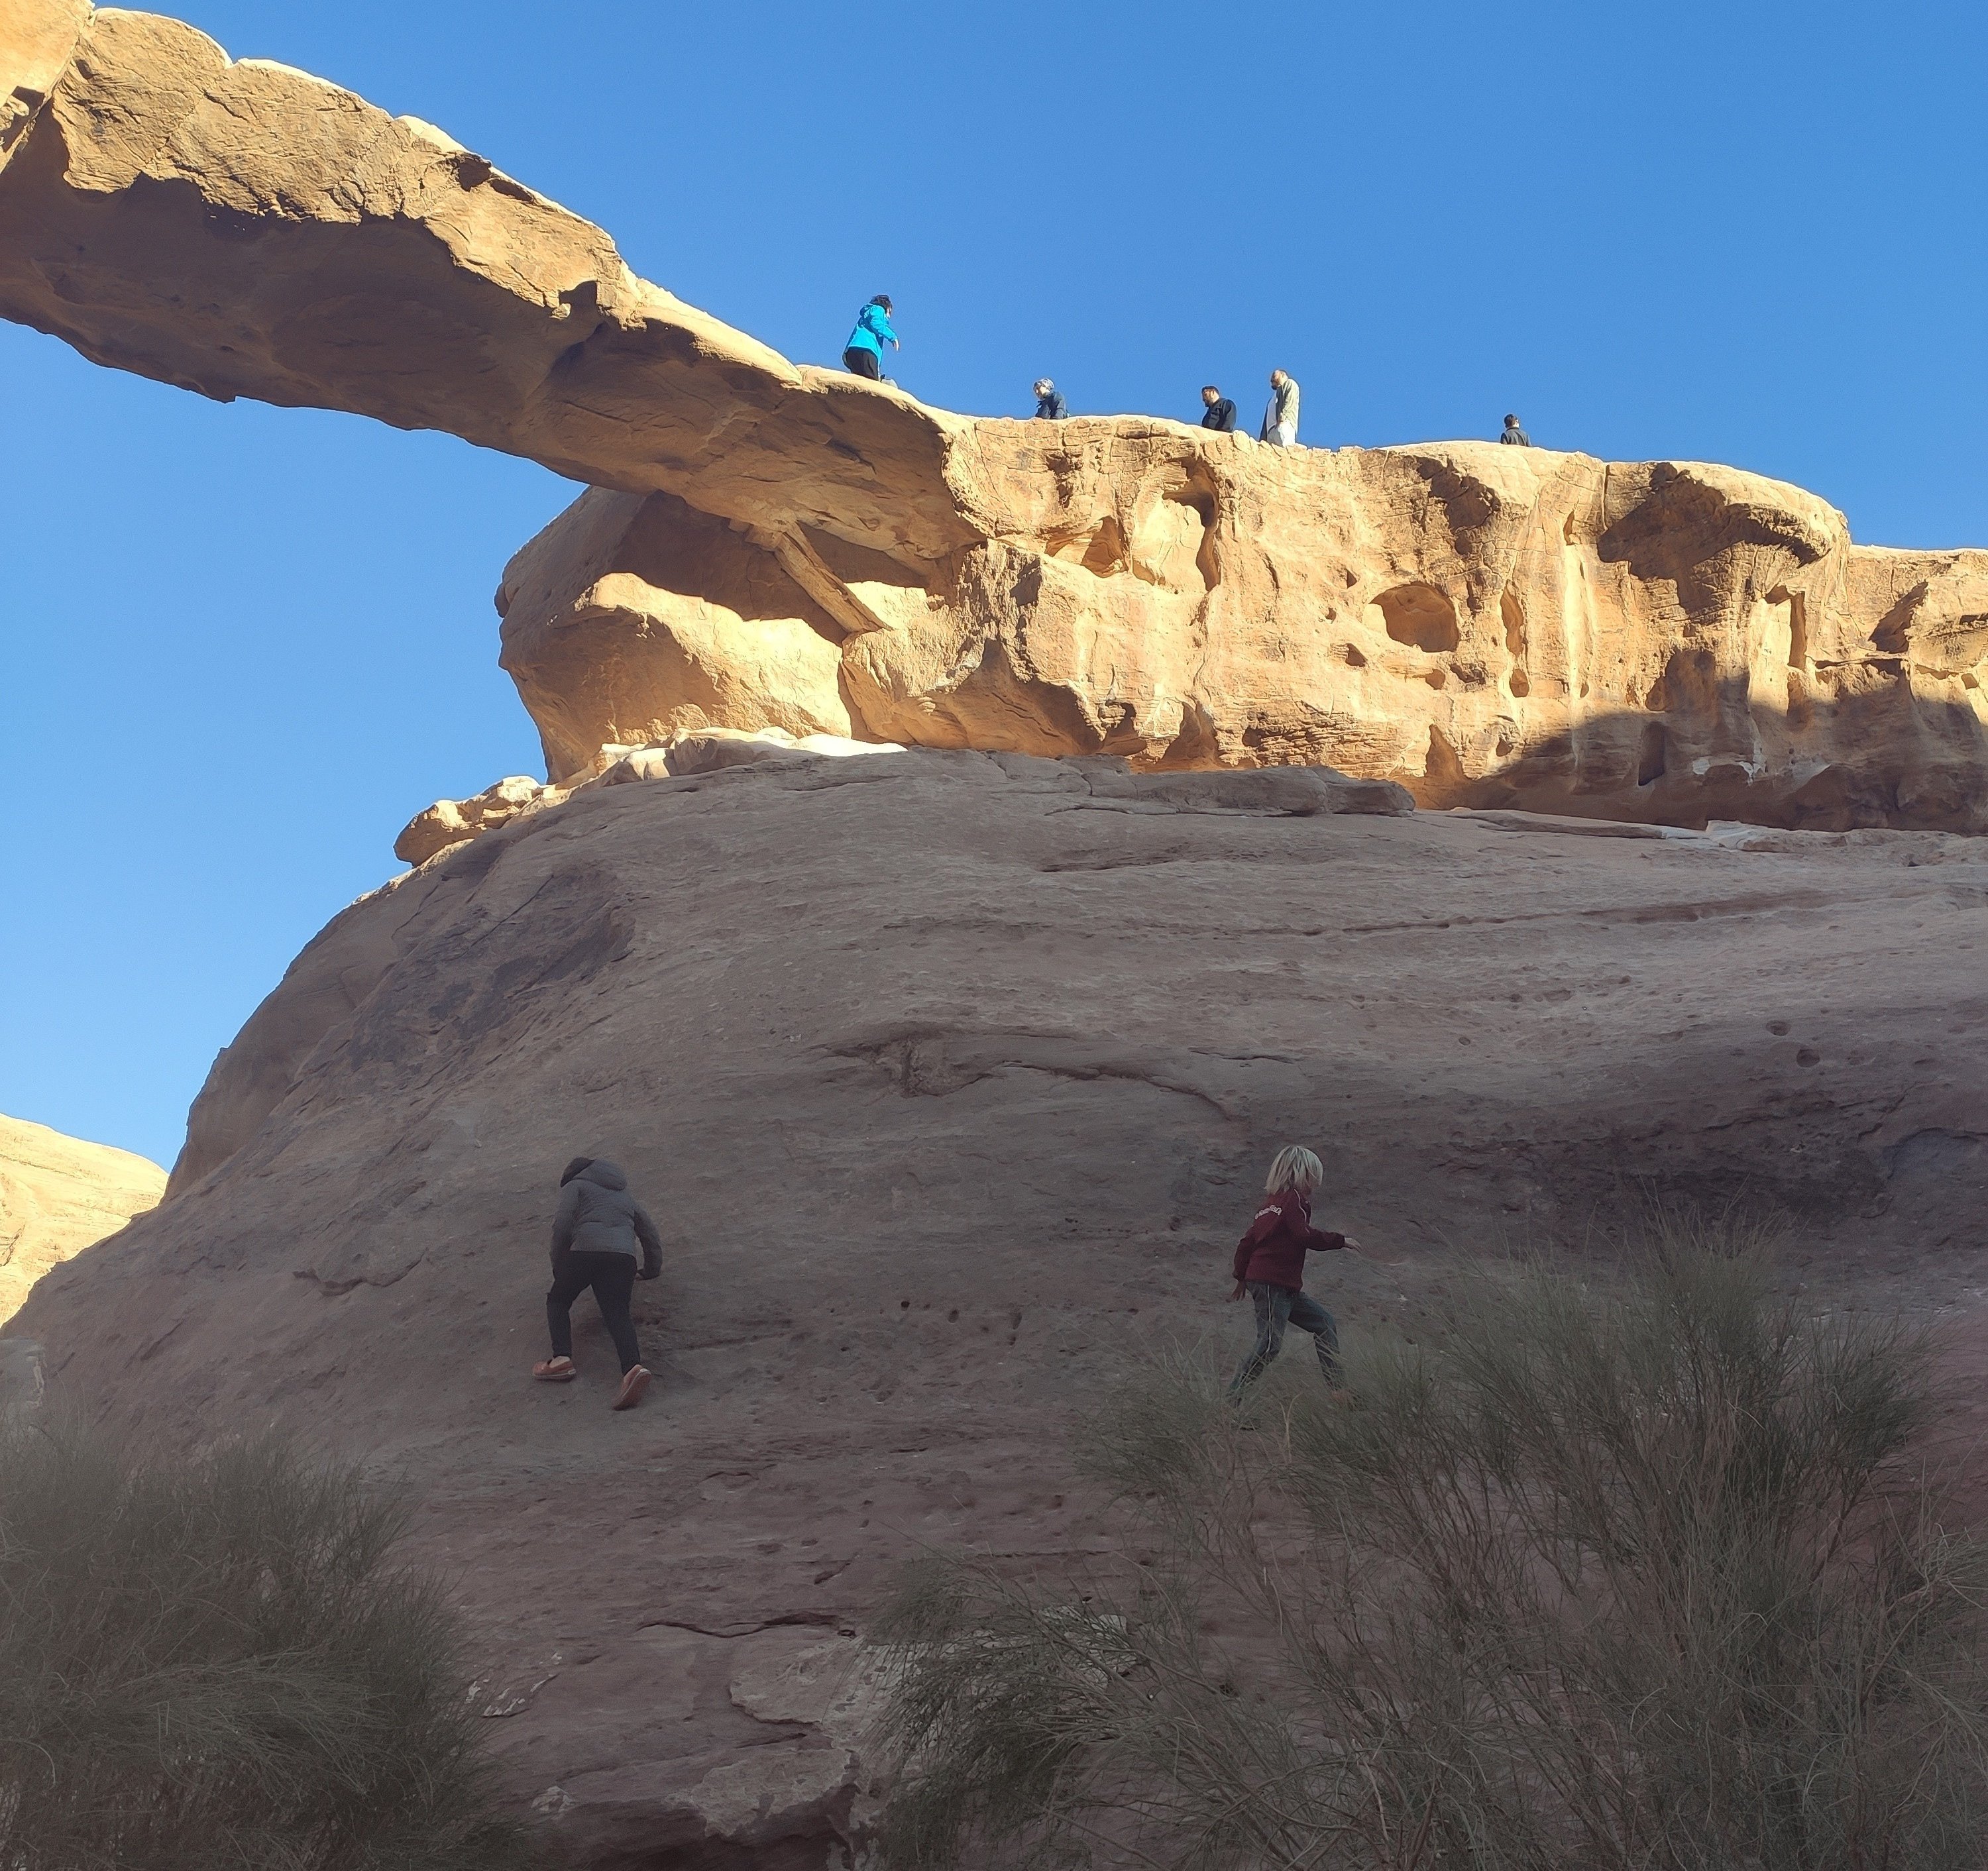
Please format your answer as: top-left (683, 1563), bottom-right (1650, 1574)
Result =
top-left (0, 1113), bottom-right (164, 1325)
top-left (17, 750), bottom-right (1988, 1864)
top-left (499, 449), bottom-right (1988, 832)
top-left (8, 2), bottom-right (1988, 835)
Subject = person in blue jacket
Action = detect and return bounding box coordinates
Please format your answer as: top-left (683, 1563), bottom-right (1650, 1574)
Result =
top-left (843, 295), bottom-right (899, 380)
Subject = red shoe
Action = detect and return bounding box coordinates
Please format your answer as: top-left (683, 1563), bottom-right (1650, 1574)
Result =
top-left (611, 1365), bottom-right (651, 1411)
top-left (533, 1357), bottom-right (577, 1383)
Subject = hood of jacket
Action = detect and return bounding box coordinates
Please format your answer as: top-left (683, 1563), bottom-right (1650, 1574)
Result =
top-left (576, 1160), bottom-right (628, 1193)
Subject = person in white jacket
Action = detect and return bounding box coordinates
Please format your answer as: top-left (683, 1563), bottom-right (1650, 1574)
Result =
top-left (1260, 368), bottom-right (1301, 447)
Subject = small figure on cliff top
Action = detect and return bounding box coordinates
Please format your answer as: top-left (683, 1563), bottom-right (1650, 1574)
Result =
top-left (1227, 1145), bottom-right (1363, 1405)
top-left (842, 295), bottom-right (899, 382)
top-left (1500, 413), bottom-right (1531, 447)
top-left (1200, 385), bottom-right (1238, 433)
top-left (1032, 379), bottom-right (1069, 419)
top-left (534, 1156), bottom-right (663, 1411)
top-left (1259, 368), bottom-right (1300, 447)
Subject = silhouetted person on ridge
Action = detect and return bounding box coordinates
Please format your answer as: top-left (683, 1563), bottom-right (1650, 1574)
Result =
top-left (1032, 378), bottom-right (1069, 419)
top-left (842, 295), bottom-right (899, 381)
top-left (535, 1157), bottom-right (663, 1411)
top-left (1227, 1145), bottom-right (1364, 1403)
top-left (1200, 385), bottom-right (1237, 432)
top-left (1260, 368), bottom-right (1300, 446)
top-left (1500, 413), bottom-right (1531, 446)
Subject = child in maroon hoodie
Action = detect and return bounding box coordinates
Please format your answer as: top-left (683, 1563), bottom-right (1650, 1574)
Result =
top-left (1228, 1145), bottom-right (1362, 1399)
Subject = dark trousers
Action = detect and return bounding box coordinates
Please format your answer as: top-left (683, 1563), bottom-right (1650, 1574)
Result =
top-left (547, 1252), bottom-right (641, 1373)
top-left (1229, 1281), bottom-right (1339, 1396)
top-left (843, 346), bottom-right (882, 380)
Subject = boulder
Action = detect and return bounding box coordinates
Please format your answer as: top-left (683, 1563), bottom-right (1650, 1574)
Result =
top-left (8, 4), bottom-right (1988, 832)
top-left (0, 1113), bottom-right (164, 1324)
top-left (15, 749), bottom-right (1988, 1863)
top-left (396, 775), bottom-right (556, 867)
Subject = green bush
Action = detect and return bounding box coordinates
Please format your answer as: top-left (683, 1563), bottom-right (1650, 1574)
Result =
top-left (0, 1422), bottom-right (535, 1870)
top-left (875, 1234), bottom-right (1988, 1871)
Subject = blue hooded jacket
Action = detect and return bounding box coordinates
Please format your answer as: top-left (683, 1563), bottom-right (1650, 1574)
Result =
top-left (844, 300), bottom-right (899, 358)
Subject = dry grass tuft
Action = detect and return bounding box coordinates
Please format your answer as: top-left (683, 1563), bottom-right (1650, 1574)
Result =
top-left (0, 1420), bottom-right (535, 1870)
top-left (875, 1222), bottom-right (1988, 1871)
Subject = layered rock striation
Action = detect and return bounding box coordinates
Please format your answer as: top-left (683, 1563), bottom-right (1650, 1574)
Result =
top-left (6, 1), bottom-right (1988, 835)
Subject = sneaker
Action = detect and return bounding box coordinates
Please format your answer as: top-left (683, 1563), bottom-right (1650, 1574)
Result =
top-left (533, 1357), bottom-right (577, 1383)
top-left (612, 1365), bottom-right (652, 1411)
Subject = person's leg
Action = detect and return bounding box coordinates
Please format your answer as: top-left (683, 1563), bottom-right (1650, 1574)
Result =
top-left (843, 347), bottom-right (881, 380)
top-left (584, 1256), bottom-right (642, 1375)
top-left (1227, 1283), bottom-right (1294, 1399)
top-left (1275, 421), bottom-right (1298, 447)
top-left (1285, 1289), bottom-right (1341, 1385)
top-left (545, 1261), bottom-right (588, 1360)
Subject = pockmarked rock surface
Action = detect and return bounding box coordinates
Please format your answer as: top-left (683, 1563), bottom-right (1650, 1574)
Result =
top-left (15, 750), bottom-right (1988, 1866)
top-left (499, 460), bottom-right (1988, 835)
top-left (0, 1114), bottom-right (164, 1325)
top-left (7, 1), bottom-right (1988, 833)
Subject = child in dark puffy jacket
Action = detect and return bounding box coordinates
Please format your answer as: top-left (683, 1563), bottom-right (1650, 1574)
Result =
top-left (1227, 1145), bottom-right (1362, 1400)
top-left (534, 1157), bottom-right (663, 1411)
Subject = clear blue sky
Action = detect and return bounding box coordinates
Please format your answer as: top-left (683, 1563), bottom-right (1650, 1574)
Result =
top-left (4, 0), bottom-right (1983, 1168)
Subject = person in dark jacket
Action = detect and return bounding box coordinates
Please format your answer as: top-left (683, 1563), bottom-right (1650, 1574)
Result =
top-left (843, 295), bottom-right (899, 380)
top-left (534, 1157), bottom-right (663, 1410)
top-left (1200, 385), bottom-right (1237, 432)
top-left (1227, 1145), bottom-right (1361, 1399)
top-left (1032, 378), bottom-right (1068, 419)
top-left (1499, 413), bottom-right (1531, 446)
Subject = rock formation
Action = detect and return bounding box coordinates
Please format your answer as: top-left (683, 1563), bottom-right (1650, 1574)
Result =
top-left (0, 1113), bottom-right (164, 1325)
top-left (6, 0), bottom-right (1988, 835)
top-left (16, 748), bottom-right (1988, 1864)
top-left (9, 7), bottom-right (1988, 1857)
top-left (496, 457), bottom-right (1988, 833)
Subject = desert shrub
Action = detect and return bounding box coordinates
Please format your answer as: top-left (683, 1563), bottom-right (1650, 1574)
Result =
top-left (875, 1232), bottom-right (1988, 1871)
top-left (0, 1422), bottom-right (534, 1871)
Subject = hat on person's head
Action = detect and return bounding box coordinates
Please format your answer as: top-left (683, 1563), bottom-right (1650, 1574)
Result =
top-left (559, 1156), bottom-right (596, 1186)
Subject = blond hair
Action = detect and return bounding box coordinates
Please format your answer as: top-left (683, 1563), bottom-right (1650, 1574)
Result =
top-left (1264, 1145), bottom-right (1323, 1195)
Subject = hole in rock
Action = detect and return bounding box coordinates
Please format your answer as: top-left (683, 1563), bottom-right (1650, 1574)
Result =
top-left (1637, 722), bottom-right (1667, 786)
top-left (1371, 582), bottom-right (1460, 653)
top-left (1871, 585), bottom-right (1923, 655)
top-left (1178, 489), bottom-right (1221, 590)
top-left (1081, 515), bottom-right (1128, 576)
top-left (1500, 588), bottom-right (1529, 696)
top-left (1563, 509), bottom-right (1578, 545)
top-left (1344, 643), bottom-right (1367, 668)
top-left (1423, 723), bottom-right (1468, 792)
top-left (1769, 585), bottom-right (1808, 668)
